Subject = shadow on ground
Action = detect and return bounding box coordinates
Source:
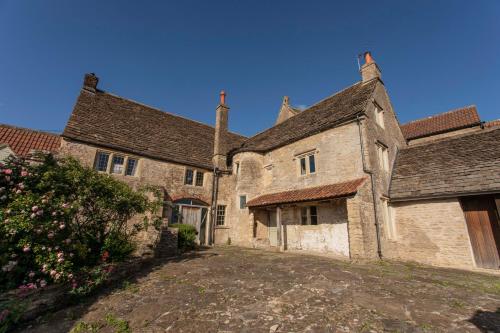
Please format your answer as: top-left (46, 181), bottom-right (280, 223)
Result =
top-left (469, 308), bottom-right (500, 333)
top-left (15, 248), bottom-right (218, 332)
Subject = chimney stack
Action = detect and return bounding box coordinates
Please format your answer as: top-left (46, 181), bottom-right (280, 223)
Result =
top-left (360, 51), bottom-right (381, 83)
top-left (213, 90), bottom-right (229, 170)
top-left (83, 73), bottom-right (99, 92)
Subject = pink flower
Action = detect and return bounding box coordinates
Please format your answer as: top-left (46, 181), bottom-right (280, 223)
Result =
top-left (47, 232), bottom-right (54, 239)
top-left (42, 264), bottom-right (48, 272)
top-left (61, 203), bottom-right (70, 209)
top-left (36, 209), bottom-right (44, 216)
top-left (39, 279), bottom-right (47, 288)
top-left (72, 282), bottom-right (78, 289)
top-left (52, 211), bottom-right (57, 216)
top-left (15, 189), bottom-right (22, 194)
top-left (28, 271), bottom-right (35, 278)
top-left (41, 198), bottom-right (48, 204)
top-left (69, 253), bottom-right (74, 258)
top-left (65, 238), bottom-right (71, 244)
top-left (35, 229), bottom-right (42, 234)
top-left (3, 219), bottom-right (9, 224)
top-left (54, 273), bottom-right (61, 280)
top-left (57, 252), bottom-right (64, 258)
top-left (57, 258), bottom-right (64, 263)
top-left (31, 206), bottom-right (39, 212)
top-left (68, 273), bottom-right (73, 279)
top-left (59, 224), bottom-right (65, 230)
top-left (21, 170), bottom-right (28, 177)
top-left (4, 169), bottom-right (12, 175)
top-left (50, 270), bottom-right (57, 276)
top-left (30, 213), bottom-right (36, 219)
top-left (23, 246), bottom-right (31, 253)
top-left (55, 246), bottom-right (60, 250)
top-left (18, 183), bottom-right (25, 189)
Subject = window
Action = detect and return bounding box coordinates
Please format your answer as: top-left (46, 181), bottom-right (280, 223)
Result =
top-left (184, 169), bottom-right (194, 185)
top-left (235, 162), bottom-right (240, 174)
top-left (377, 143), bottom-right (390, 172)
top-left (298, 152), bottom-right (317, 176)
top-left (375, 107), bottom-right (385, 129)
top-left (310, 206), bottom-right (318, 225)
top-left (381, 198), bottom-right (396, 239)
top-left (111, 155), bottom-right (125, 174)
top-left (301, 207), bottom-right (308, 225)
top-left (301, 206), bottom-right (318, 225)
top-left (308, 155), bottom-right (316, 174)
top-left (300, 157), bottom-right (307, 175)
top-left (94, 152), bottom-right (138, 176)
top-left (95, 152), bottom-right (110, 172)
top-left (125, 158), bottom-right (137, 176)
top-left (216, 205), bottom-right (226, 226)
top-left (239, 195), bottom-right (247, 209)
top-left (195, 171), bottom-right (204, 186)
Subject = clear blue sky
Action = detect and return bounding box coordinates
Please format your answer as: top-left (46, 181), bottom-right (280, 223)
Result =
top-left (0, 1), bottom-right (499, 137)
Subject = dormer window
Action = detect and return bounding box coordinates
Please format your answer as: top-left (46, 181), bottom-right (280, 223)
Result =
top-left (376, 142), bottom-right (389, 172)
top-left (375, 106), bottom-right (385, 129)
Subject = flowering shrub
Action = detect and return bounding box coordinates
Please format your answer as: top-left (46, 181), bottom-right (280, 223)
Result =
top-left (0, 154), bottom-right (162, 293)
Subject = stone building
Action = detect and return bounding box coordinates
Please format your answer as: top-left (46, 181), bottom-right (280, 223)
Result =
top-left (17, 52), bottom-right (497, 271)
top-left (0, 124), bottom-right (61, 161)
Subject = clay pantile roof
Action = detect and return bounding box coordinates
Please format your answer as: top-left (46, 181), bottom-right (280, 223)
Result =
top-left (237, 80), bottom-right (379, 153)
top-left (400, 106), bottom-right (480, 141)
top-left (0, 124), bottom-right (61, 157)
top-left (63, 90), bottom-right (247, 170)
top-left (246, 178), bottom-right (367, 207)
top-left (484, 119), bottom-right (500, 128)
top-left (390, 127), bottom-right (500, 201)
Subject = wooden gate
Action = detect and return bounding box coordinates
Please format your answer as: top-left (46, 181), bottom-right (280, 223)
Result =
top-left (461, 195), bottom-right (500, 269)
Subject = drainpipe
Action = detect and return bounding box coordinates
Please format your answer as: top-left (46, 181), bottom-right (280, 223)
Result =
top-left (210, 167), bottom-right (219, 245)
top-left (356, 115), bottom-right (383, 259)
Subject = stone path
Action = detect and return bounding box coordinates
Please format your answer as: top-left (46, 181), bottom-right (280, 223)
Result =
top-left (19, 247), bottom-right (500, 332)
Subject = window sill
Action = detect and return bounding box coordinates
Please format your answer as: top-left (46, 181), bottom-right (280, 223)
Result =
top-left (215, 226), bottom-right (230, 230)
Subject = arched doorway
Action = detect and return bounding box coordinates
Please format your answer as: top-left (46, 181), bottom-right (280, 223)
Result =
top-left (172, 198), bottom-right (209, 245)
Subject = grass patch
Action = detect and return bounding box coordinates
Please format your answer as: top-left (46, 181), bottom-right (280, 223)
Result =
top-left (121, 280), bottom-right (139, 293)
top-left (70, 313), bottom-right (130, 333)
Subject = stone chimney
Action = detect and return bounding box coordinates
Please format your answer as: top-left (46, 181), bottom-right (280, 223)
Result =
top-left (360, 51), bottom-right (381, 83)
top-left (213, 90), bottom-right (229, 170)
top-left (83, 73), bottom-right (99, 92)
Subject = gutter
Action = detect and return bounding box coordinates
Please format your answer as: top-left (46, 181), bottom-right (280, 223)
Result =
top-left (356, 115), bottom-right (383, 259)
top-left (209, 167), bottom-right (220, 245)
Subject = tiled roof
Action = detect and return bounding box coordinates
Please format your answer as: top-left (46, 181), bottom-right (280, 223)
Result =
top-left (390, 127), bottom-right (500, 201)
top-left (246, 178), bottom-right (367, 207)
top-left (485, 119), bottom-right (500, 128)
top-left (0, 124), bottom-right (61, 157)
top-left (63, 90), bottom-right (247, 170)
top-left (237, 80), bottom-right (379, 153)
top-left (400, 106), bottom-right (480, 140)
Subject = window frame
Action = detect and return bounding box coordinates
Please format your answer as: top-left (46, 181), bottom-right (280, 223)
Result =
top-left (296, 150), bottom-right (317, 176)
top-left (239, 195), bottom-right (247, 209)
top-left (216, 205), bottom-right (226, 226)
top-left (195, 171), bottom-right (204, 187)
top-left (375, 106), bottom-right (385, 129)
top-left (125, 158), bottom-right (138, 176)
top-left (300, 206), bottom-right (319, 225)
top-left (94, 151), bottom-right (139, 177)
top-left (184, 168), bottom-right (194, 185)
top-left (376, 142), bottom-right (390, 172)
top-left (110, 155), bottom-right (125, 174)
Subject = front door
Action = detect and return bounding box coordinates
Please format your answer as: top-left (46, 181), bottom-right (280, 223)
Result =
top-left (268, 211), bottom-right (278, 247)
top-left (461, 195), bottom-right (500, 269)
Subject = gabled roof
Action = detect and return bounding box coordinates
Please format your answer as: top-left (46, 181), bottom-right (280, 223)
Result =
top-left (63, 90), bottom-right (247, 170)
top-left (237, 79), bottom-right (379, 153)
top-left (400, 106), bottom-right (480, 141)
top-left (0, 124), bottom-right (61, 157)
top-left (390, 127), bottom-right (500, 201)
top-left (246, 178), bottom-right (366, 207)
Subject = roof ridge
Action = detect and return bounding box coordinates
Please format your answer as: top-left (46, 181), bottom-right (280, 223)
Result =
top-left (402, 105), bottom-right (477, 126)
top-left (99, 90), bottom-right (247, 139)
top-left (0, 123), bottom-right (60, 138)
top-left (400, 126), bottom-right (499, 149)
top-left (241, 80), bottom-right (365, 143)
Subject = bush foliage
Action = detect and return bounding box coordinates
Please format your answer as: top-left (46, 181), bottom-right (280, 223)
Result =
top-left (169, 223), bottom-right (197, 251)
top-left (0, 154), bottom-right (162, 293)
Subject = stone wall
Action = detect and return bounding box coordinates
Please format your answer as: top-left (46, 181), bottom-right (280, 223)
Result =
top-left (59, 138), bottom-right (214, 252)
top-left (218, 123), bottom-right (369, 254)
top-left (382, 198), bottom-right (476, 269)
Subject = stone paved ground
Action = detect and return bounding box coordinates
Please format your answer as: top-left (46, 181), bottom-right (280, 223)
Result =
top-left (19, 247), bottom-right (500, 333)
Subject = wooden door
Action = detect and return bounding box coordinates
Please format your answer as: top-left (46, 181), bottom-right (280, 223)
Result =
top-left (461, 195), bottom-right (500, 269)
top-left (268, 211), bottom-right (278, 247)
top-left (181, 206), bottom-right (201, 241)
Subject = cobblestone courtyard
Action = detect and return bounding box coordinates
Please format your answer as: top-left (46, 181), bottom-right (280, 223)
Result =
top-left (20, 247), bottom-right (500, 332)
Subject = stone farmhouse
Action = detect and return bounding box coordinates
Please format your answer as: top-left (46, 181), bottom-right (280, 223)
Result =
top-left (2, 53), bottom-right (499, 272)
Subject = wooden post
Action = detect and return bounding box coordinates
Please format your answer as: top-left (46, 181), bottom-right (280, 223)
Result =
top-left (276, 206), bottom-right (282, 250)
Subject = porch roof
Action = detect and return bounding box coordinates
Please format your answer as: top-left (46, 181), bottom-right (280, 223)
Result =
top-left (246, 178), bottom-right (366, 208)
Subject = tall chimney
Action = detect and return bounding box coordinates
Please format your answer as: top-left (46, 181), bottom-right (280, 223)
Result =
top-left (213, 90), bottom-right (229, 169)
top-left (83, 73), bottom-right (99, 92)
top-left (360, 51), bottom-right (381, 83)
